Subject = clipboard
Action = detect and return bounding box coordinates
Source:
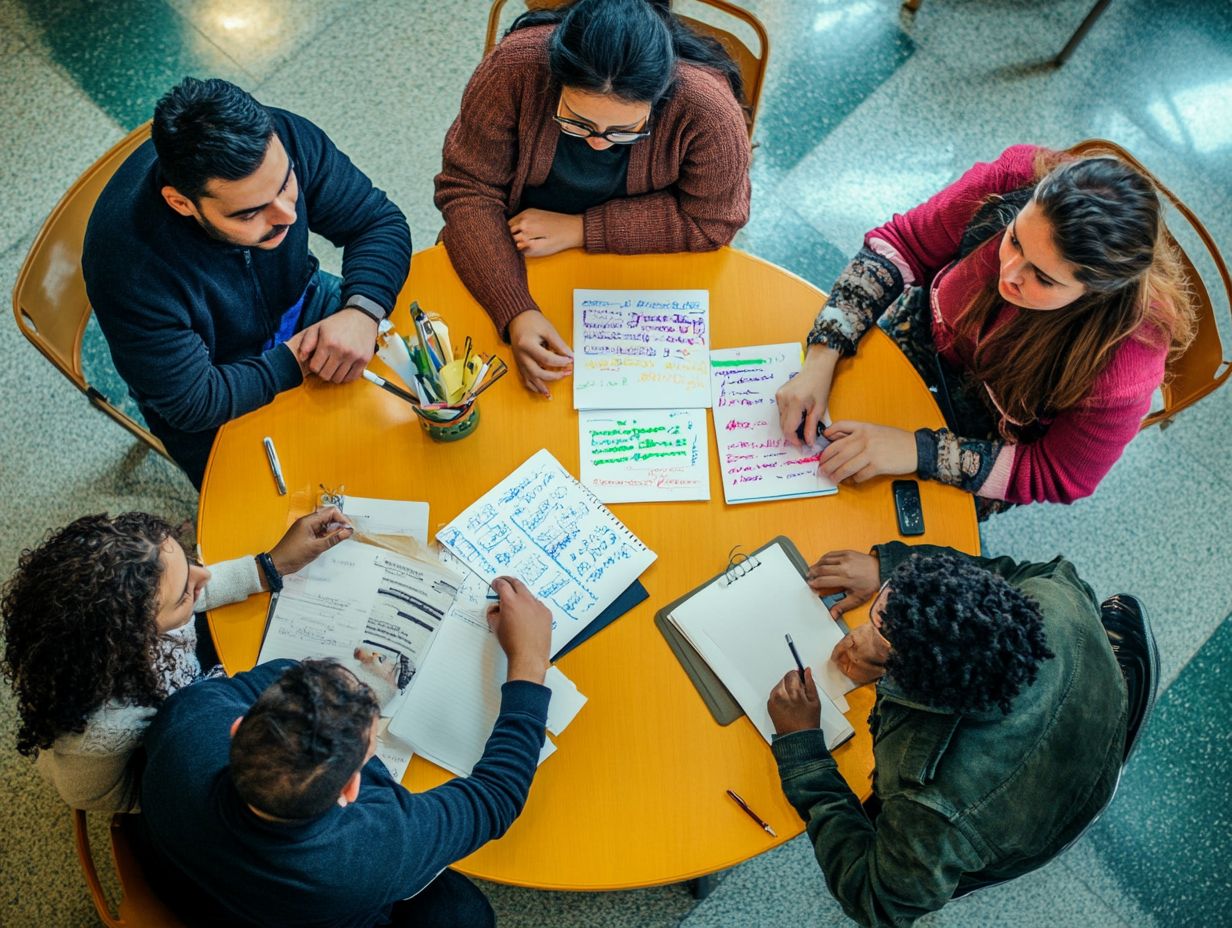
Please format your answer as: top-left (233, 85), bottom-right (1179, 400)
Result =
top-left (655, 536), bottom-right (849, 726)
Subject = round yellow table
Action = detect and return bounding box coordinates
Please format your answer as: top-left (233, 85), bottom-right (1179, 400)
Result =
top-left (199, 244), bottom-right (978, 890)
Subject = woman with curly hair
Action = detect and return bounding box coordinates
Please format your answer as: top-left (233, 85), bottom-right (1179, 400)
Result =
top-left (776, 145), bottom-right (1195, 517)
top-left (766, 544), bottom-right (1130, 925)
top-left (1, 508), bottom-right (352, 811)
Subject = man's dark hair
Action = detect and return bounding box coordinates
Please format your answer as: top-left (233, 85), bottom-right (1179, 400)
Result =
top-left (230, 660), bottom-right (380, 821)
top-left (880, 553), bottom-right (1055, 715)
top-left (152, 77), bottom-right (274, 202)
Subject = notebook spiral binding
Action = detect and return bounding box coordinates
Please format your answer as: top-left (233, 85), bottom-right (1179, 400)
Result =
top-left (719, 545), bottom-right (762, 587)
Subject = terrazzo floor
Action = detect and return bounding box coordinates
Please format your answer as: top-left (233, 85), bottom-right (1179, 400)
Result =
top-left (1, 0), bottom-right (1230, 925)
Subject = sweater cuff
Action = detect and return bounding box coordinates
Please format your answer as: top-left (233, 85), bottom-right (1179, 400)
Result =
top-left (771, 729), bottom-right (832, 771)
top-left (196, 557), bottom-right (264, 611)
top-left (915, 428), bottom-right (939, 479)
top-left (582, 205), bottom-right (609, 253)
top-left (873, 541), bottom-right (915, 581)
top-left (268, 343), bottom-right (305, 390)
top-left (499, 679), bottom-right (552, 724)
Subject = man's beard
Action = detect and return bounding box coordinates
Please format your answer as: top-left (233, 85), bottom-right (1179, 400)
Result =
top-left (196, 213), bottom-right (290, 247)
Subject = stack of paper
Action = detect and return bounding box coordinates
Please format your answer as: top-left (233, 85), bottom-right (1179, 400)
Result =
top-left (573, 289), bottom-right (713, 503)
top-left (709, 344), bottom-right (838, 505)
top-left (437, 449), bottom-right (656, 657)
top-left (389, 550), bottom-right (588, 776)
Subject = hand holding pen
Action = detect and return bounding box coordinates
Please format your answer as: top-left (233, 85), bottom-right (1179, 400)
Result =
top-left (767, 664), bottom-right (821, 736)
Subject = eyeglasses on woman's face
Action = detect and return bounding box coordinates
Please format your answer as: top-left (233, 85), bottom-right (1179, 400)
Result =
top-left (553, 93), bottom-right (652, 145)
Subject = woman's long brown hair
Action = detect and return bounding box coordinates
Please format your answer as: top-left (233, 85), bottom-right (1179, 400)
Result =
top-left (953, 148), bottom-right (1195, 434)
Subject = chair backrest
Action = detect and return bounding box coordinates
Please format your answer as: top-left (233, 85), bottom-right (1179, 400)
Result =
top-left (483, 0), bottom-right (769, 136)
top-left (1065, 139), bottom-right (1232, 429)
top-left (72, 810), bottom-right (187, 927)
top-left (12, 121), bottom-right (169, 457)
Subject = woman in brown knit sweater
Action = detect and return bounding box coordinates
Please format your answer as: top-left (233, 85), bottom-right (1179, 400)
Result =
top-left (435, 0), bottom-right (752, 396)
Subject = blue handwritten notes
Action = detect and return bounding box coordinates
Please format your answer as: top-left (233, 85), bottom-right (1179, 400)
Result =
top-left (710, 344), bottom-right (838, 505)
top-left (437, 449), bottom-right (657, 656)
top-left (578, 409), bottom-right (710, 504)
top-left (573, 289), bottom-right (712, 409)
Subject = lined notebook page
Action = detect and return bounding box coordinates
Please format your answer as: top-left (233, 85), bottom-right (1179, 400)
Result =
top-left (437, 449), bottom-right (656, 656)
top-left (669, 543), bottom-right (854, 748)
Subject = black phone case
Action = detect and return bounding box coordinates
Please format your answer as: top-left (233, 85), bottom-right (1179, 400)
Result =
top-left (892, 479), bottom-right (925, 536)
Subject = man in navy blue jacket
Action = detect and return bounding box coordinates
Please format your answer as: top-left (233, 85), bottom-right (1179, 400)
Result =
top-left (139, 576), bottom-right (553, 928)
top-left (83, 77), bottom-right (412, 486)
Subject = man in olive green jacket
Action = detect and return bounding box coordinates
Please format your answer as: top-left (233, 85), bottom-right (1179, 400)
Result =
top-left (767, 543), bottom-right (1127, 927)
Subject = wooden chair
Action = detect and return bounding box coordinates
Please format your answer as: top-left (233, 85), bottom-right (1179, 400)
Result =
top-left (72, 810), bottom-right (187, 927)
top-left (483, 0), bottom-right (770, 137)
top-left (1065, 140), bottom-right (1232, 430)
top-left (12, 121), bottom-right (169, 459)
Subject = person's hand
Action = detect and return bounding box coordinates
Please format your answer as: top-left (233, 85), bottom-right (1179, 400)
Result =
top-left (806, 549), bottom-right (881, 618)
top-left (831, 623), bottom-right (891, 685)
top-left (818, 421), bottom-right (917, 483)
top-left (507, 310), bottom-right (574, 398)
top-left (294, 307), bottom-right (380, 383)
top-left (267, 507), bottom-right (353, 577)
top-left (776, 345), bottom-right (840, 449)
top-left (507, 208), bottom-right (584, 257)
top-left (768, 667), bottom-right (821, 736)
top-left (486, 576), bottom-right (552, 684)
top-left (352, 646), bottom-right (400, 709)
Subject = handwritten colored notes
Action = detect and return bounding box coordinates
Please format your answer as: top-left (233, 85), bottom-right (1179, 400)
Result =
top-left (436, 449), bottom-right (657, 656)
top-left (573, 289), bottom-right (712, 410)
top-left (578, 409), bottom-right (710, 504)
top-left (710, 344), bottom-right (838, 505)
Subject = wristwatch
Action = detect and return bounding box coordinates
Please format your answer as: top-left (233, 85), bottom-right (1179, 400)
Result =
top-left (256, 552), bottom-right (284, 593)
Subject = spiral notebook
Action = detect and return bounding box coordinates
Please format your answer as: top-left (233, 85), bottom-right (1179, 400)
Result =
top-left (656, 537), bottom-right (856, 749)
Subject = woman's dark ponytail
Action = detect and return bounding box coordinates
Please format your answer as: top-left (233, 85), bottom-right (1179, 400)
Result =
top-left (509, 0), bottom-right (743, 104)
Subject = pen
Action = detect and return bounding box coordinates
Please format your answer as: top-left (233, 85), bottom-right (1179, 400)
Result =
top-left (363, 369), bottom-right (420, 405)
top-left (726, 789), bottom-right (777, 837)
top-left (786, 633), bottom-right (806, 683)
top-left (262, 436), bottom-right (287, 496)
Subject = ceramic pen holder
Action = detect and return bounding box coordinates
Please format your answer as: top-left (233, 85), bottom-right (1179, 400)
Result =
top-left (413, 399), bottom-right (481, 442)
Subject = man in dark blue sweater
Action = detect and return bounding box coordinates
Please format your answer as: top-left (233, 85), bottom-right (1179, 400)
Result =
top-left (139, 576), bottom-right (552, 928)
top-left (83, 78), bottom-right (411, 487)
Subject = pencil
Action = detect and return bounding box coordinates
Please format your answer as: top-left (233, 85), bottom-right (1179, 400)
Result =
top-left (362, 369), bottom-right (419, 405)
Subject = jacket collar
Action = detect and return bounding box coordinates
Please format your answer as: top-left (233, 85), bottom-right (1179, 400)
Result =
top-left (875, 677), bottom-right (1001, 786)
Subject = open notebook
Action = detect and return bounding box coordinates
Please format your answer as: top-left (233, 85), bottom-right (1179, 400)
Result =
top-left (662, 537), bottom-right (856, 749)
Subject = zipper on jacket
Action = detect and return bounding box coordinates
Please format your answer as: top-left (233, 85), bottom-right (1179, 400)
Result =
top-left (242, 248), bottom-right (278, 341)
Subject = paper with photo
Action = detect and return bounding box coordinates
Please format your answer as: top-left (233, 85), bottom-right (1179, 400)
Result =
top-left (259, 539), bottom-right (461, 718)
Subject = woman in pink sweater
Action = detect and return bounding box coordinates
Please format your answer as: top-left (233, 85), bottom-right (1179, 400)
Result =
top-left (776, 145), bottom-right (1194, 516)
top-left (436, 0), bottom-right (751, 396)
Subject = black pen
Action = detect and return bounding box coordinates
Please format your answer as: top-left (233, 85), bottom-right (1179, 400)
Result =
top-left (726, 789), bottom-right (777, 837)
top-left (363, 369), bottom-right (420, 405)
top-left (786, 633), bottom-right (806, 683)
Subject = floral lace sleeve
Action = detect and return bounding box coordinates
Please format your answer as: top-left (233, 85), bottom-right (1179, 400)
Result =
top-left (807, 248), bottom-right (905, 355)
top-left (914, 428), bottom-right (1006, 494)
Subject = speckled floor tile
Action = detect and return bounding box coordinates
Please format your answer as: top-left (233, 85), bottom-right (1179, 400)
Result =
top-left (0, 46), bottom-right (122, 253)
top-left (164, 0), bottom-right (360, 83)
top-left (1060, 617), bottom-right (1232, 928)
top-left (482, 880), bottom-right (696, 928)
top-left (735, 178), bottom-right (850, 294)
top-left (17, 0), bottom-right (252, 129)
top-left (251, 0), bottom-right (488, 257)
top-left (0, 20), bottom-right (24, 56)
top-left (979, 424), bottom-right (1232, 690)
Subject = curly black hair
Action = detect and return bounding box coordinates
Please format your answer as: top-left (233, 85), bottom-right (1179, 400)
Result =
top-left (879, 553), bottom-right (1055, 715)
top-left (1, 513), bottom-right (179, 756)
top-left (230, 659), bottom-right (380, 821)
